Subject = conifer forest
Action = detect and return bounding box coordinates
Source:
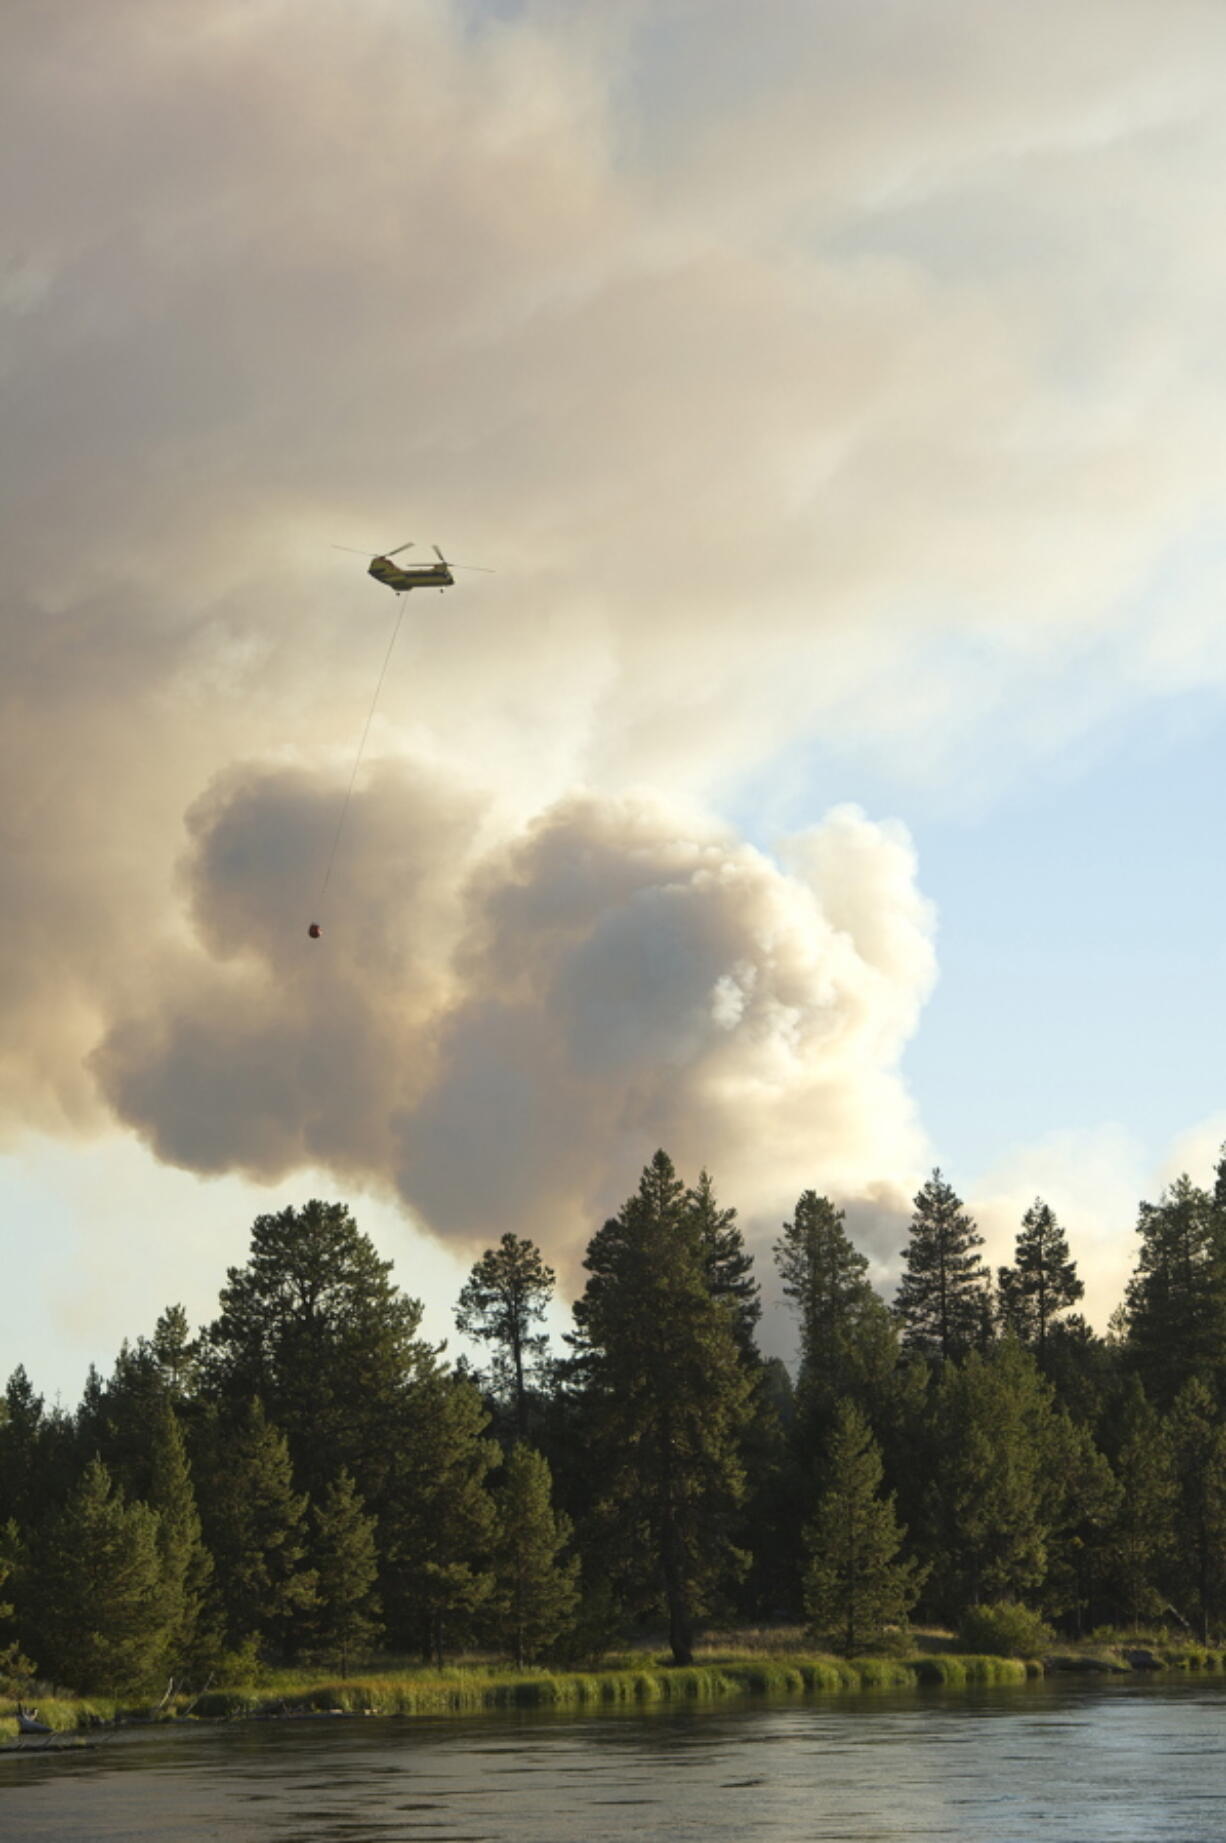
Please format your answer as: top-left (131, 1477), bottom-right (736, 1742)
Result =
top-left (4, 1149), bottom-right (1226, 1698)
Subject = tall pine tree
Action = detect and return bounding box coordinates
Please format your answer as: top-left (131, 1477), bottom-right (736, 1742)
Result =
top-left (383, 1370), bottom-right (499, 1665)
top-left (310, 1470), bottom-right (382, 1676)
top-left (1167, 1377), bottom-right (1226, 1642)
top-left (488, 1444), bottom-right (580, 1668)
top-left (1124, 1177), bottom-right (1226, 1407)
top-left (1038, 1407), bottom-right (1120, 1633)
top-left (148, 1398), bottom-right (215, 1679)
top-left (924, 1343), bottom-right (1052, 1615)
top-left (1105, 1379), bottom-right (1176, 1630)
top-left (203, 1200), bottom-right (431, 1506)
top-left (29, 1458), bottom-right (171, 1696)
top-left (775, 1192), bottom-right (896, 1420)
top-left (199, 1399), bottom-right (316, 1659)
top-left (572, 1151), bottom-right (752, 1665)
top-left (0, 1368), bottom-right (48, 1538)
top-left (802, 1400), bottom-right (925, 1656)
top-left (455, 1234), bottom-right (556, 1437)
top-left (150, 1305), bottom-right (200, 1401)
top-left (894, 1170), bottom-right (991, 1364)
top-left (997, 1198), bottom-right (1084, 1364)
top-left (0, 1526), bottom-right (32, 1692)
top-left (686, 1170), bottom-right (761, 1362)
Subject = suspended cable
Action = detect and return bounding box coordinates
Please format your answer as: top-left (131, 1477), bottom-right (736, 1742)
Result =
top-left (312, 596), bottom-right (407, 922)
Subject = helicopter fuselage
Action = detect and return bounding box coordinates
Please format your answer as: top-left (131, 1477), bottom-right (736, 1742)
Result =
top-left (368, 556), bottom-right (455, 593)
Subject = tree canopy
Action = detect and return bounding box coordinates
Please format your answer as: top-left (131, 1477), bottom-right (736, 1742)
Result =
top-left (5, 1153), bottom-right (1226, 1693)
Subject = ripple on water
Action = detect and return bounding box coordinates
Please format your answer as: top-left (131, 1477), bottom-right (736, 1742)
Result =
top-left (3, 1679), bottom-right (1226, 1841)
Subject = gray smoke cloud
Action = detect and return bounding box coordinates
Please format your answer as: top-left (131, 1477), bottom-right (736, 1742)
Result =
top-left (6, 1), bottom-right (1226, 1281)
top-left (90, 767), bottom-right (934, 1267)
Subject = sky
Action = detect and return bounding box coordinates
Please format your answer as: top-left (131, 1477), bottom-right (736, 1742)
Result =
top-left (5, 0), bottom-right (1226, 1402)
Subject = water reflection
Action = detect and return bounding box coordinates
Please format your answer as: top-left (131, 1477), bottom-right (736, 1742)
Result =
top-left (2, 1679), bottom-right (1226, 1841)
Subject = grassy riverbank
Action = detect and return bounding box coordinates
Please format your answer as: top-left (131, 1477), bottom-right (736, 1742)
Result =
top-left (7, 1635), bottom-right (1226, 1742)
top-left (0, 1653), bottom-right (1029, 1739)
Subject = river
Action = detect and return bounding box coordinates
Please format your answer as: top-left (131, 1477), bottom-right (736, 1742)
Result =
top-left (2, 1676), bottom-right (1224, 1841)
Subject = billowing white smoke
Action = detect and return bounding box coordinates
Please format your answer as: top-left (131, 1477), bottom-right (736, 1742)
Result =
top-left (91, 767), bottom-right (935, 1265)
top-left (10, 0), bottom-right (1225, 1303)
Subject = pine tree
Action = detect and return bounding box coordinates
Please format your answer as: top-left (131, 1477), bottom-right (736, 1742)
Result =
top-left (997, 1198), bottom-right (1084, 1364)
top-left (1105, 1379), bottom-right (1176, 1630)
top-left (802, 1400), bottom-right (925, 1656)
top-left (310, 1470), bottom-right (382, 1676)
top-left (0, 1369), bottom-right (43, 1540)
top-left (76, 1338), bottom-right (172, 1504)
top-left (147, 1398), bottom-right (214, 1679)
top-left (488, 1444), bottom-right (580, 1668)
top-left (1039, 1407), bottom-right (1120, 1633)
top-left (1212, 1141), bottom-right (1226, 1217)
top-left (686, 1170), bottom-right (761, 1361)
top-left (1125, 1177), bottom-right (1226, 1406)
top-left (151, 1305), bottom-right (200, 1401)
top-left (735, 1356), bottom-right (801, 1619)
top-left (925, 1342), bottom-right (1052, 1615)
top-left (1167, 1377), bottom-right (1226, 1642)
top-left (1041, 1313), bottom-right (1118, 1430)
top-left (30, 1458), bottom-right (171, 1696)
top-left (383, 1370), bottom-right (499, 1665)
top-left (873, 1355), bottom-right (936, 1590)
top-left (686, 1169), bottom-right (776, 1622)
top-left (775, 1192), bottom-right (897, 1419)
top-left (0, 1525), bottom-right (33, 1692)
top-left (572, 1151), bottom-right (752, 1665)
top-left (455, 1234), bottom-right (556, 1437)
top-left (893, 1170), bottom-right (992, 1363)
top-left (200, 1399), bottom-right (316, 1658)
top-left (203, 1200), bottom-right (431, 1506)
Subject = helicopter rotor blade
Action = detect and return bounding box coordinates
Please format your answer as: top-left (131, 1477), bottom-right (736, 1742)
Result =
top-left (384, 540), bottom-right (415, 559)
top-left (330, 545), bottom-right (376, 556)
top-left (432, 542), bottom-right (492, 571)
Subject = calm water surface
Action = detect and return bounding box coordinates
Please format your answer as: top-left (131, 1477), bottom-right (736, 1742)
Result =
top-left (2, 1677), bottom-right (1225, 1842)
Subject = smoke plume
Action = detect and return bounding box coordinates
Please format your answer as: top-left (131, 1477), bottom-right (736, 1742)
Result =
top-left (6, 1), bottom-right (1226, 1283)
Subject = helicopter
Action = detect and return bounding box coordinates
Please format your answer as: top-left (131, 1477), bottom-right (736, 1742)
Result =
top-left (331, 539), bottom-right (491, 594)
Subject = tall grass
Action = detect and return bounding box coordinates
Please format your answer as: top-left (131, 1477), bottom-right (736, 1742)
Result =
top-left (0, 1693), bottom-right (121, 1741)
top-left (1162, 1646), bottom-right (1226, 1672)
top-left (134, 1652), bottom-right (1034, 1724)
top-left (910, 1655), bottom-right (1036, 1686)
top-left (0, 1640), bottom-right (1154, 1740)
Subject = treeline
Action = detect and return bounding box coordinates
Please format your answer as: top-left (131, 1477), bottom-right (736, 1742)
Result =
top-left (4, 1149), bottom-right (1226, 1696)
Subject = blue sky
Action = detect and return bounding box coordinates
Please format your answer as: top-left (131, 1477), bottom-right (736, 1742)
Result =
top-left (906, 696), bottom-right (1226, 1183)
top-left (750, 678), bottom-right (1226, 1185)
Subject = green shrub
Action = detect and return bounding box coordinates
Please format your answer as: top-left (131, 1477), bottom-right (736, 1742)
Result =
top-left (957, 1602), bottom-right (1053, 1658)
top-left (855, 1658), bottom-right (914, 1689)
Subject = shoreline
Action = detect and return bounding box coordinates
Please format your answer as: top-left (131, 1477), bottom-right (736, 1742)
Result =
top-left (6, 1642), bottom-right (1225, 1743)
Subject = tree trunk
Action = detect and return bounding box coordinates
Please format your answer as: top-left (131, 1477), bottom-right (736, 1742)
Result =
top-left (667, 1595), bottom-right (694, 1666)
top-left (662, 1520), bottom-right (694, 1665)
top-left (513, 1330), bottom-right (526, 1438)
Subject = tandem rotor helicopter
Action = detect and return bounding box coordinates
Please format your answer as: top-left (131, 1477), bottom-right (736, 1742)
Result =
top-left (306, 535), bottom-right (493, 941)
top-left (331, 538), bottom-right (492, 595)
